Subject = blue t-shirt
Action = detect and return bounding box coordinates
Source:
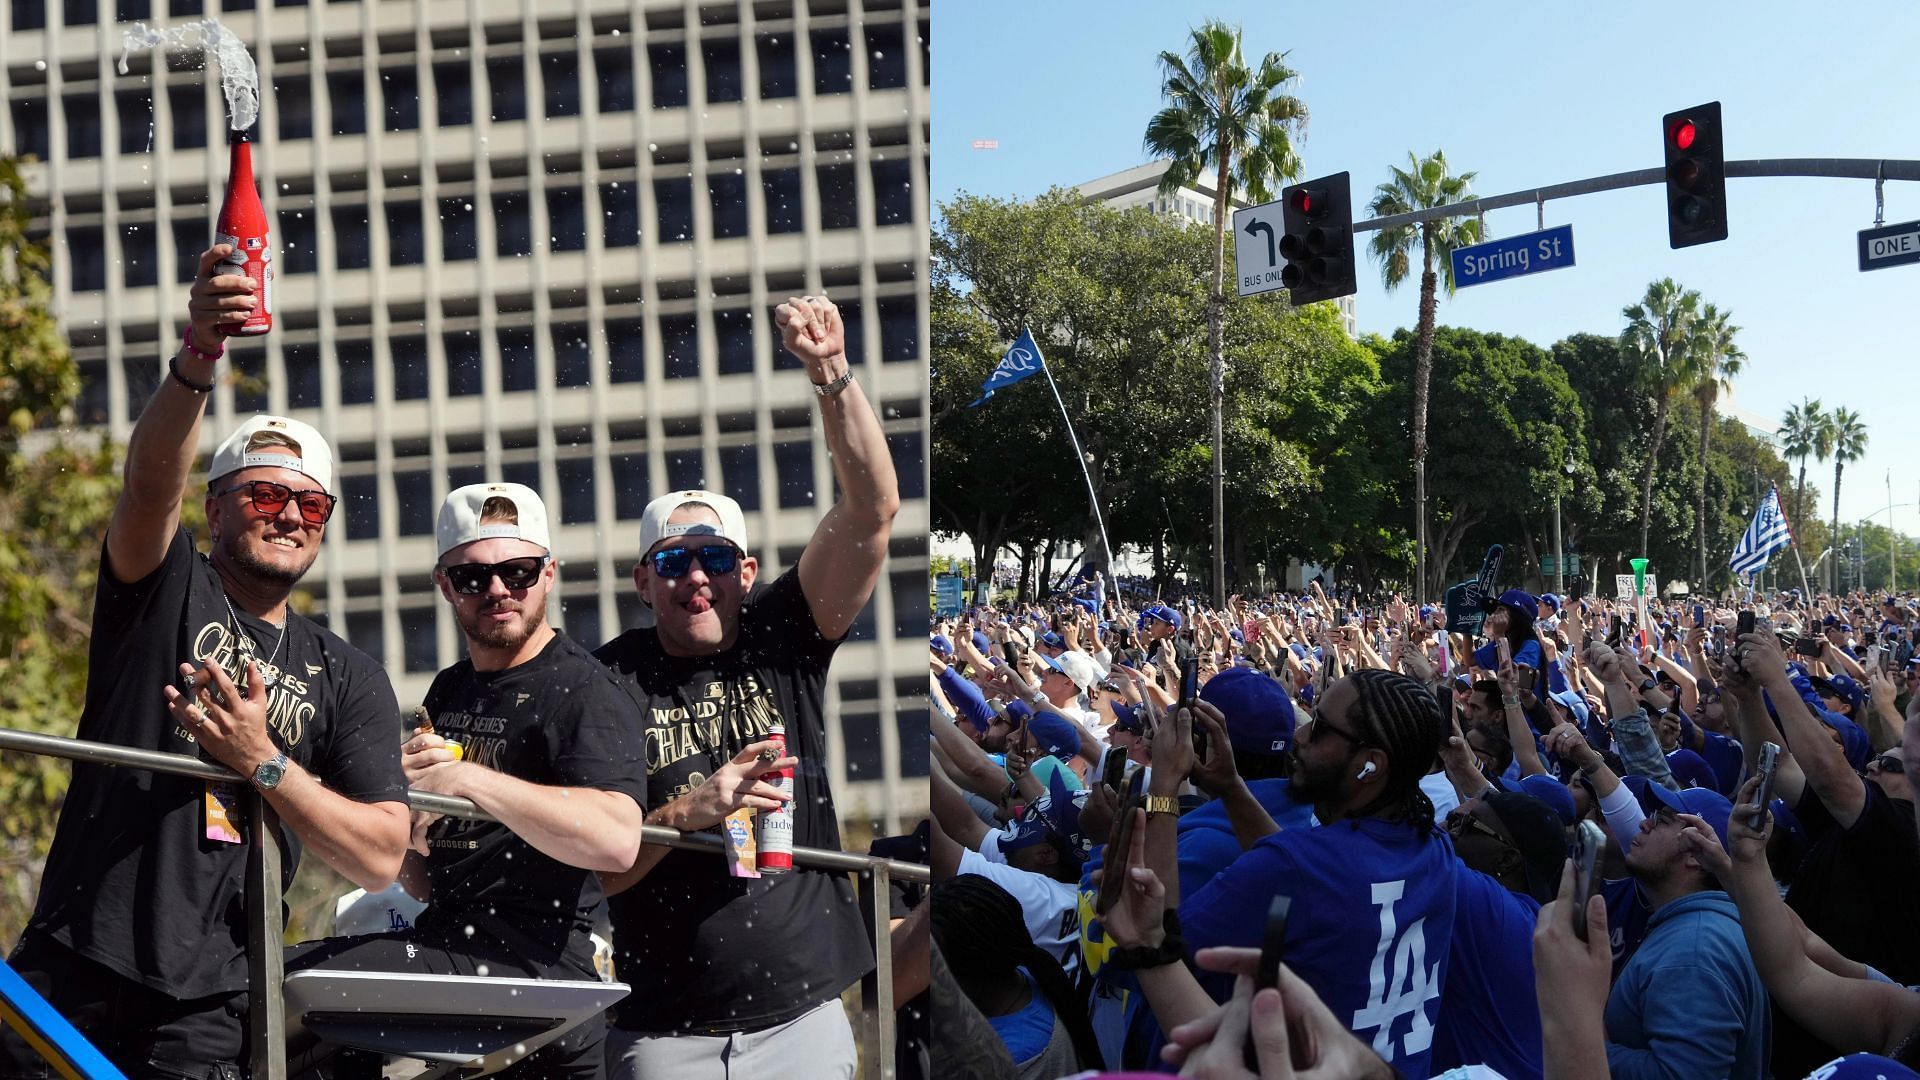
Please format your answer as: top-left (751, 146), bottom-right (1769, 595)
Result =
top-left (1182, 817), bottom-right (1459, 1080)
top-left (986, 969), bottom-right (1057, 1064)
top-left (1472, 637), bottom-right (1542, 674)
top-left (1429, 869), bottom-right (1543, 1079)
top-left (1176, 778), bottom-right (1318, 899)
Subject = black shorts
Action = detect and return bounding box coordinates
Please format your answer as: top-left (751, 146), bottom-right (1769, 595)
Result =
top-left (284, 932), bottom-right (605, 1080)
top-left (0, 931), bottom-right (245, 1080)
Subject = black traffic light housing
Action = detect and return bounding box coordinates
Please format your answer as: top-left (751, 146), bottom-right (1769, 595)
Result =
top-left (1277, 171), bottom-right (1355, 305)
top-left (1662, 101), bottom-right (1728, 248)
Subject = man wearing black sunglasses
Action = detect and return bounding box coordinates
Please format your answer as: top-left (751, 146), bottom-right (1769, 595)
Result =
top-left (2, 248), bottom-right (411, 1078)
top-left (285, 483), bottom-right (648, 1076)
top-left (593, 294), bottom-right (899, 1080)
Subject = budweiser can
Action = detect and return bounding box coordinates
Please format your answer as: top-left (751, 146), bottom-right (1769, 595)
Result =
top-left (755, 724), bottom-right (794, 874)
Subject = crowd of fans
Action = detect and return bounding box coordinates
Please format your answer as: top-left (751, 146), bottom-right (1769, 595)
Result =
top-left (929, 579), bottom-right (1920, 1079)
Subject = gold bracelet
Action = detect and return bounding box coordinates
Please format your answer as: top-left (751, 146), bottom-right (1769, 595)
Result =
top-left (1143, 795), bottom-right (1180, 816)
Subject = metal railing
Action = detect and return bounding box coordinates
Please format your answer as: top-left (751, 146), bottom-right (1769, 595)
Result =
top-left (0, 727), bottom-right (927, 1080)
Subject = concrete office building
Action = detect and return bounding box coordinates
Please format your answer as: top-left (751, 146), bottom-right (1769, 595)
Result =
top-left (1075, 160), bottom-right (1358, 339)
top-left (3, 0), bottom-right (930, 830)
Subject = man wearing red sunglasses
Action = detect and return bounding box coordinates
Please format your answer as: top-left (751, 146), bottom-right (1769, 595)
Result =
top-left (593, 294), bottom-right (900, 1079)
top-left (1, 248), bottom-right (411, 1077)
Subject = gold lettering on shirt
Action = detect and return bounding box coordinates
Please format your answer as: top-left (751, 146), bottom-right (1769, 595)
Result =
top-left (643, 673), bottom-right (787, 800)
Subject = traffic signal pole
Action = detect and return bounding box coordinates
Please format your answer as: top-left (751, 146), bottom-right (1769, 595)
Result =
top-left (1349, 159), bottom-right (1920, 235)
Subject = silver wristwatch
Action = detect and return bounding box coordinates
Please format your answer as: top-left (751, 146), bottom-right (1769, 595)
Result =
top-left (252, 751), bottom-right (290, 790)
top-left (811, 369), bottom-right (855, 397)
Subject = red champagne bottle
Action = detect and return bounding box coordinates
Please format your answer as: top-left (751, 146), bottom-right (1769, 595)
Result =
top-left (216, 130), bottom-right (273, 336)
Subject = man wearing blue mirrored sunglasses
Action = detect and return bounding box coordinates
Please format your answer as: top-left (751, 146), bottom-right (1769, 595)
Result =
top-left (593, 294), bottom-right (900, 1080)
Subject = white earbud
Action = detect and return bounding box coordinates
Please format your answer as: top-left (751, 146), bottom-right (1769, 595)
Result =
top-left (1356, 761), bottom-right (1377, 781)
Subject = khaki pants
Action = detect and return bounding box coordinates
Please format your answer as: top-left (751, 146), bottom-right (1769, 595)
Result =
top-left (604, 997), bottom-right (856, 1080)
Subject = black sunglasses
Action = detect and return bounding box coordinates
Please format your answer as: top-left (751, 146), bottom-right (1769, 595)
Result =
top-left (1302, 710), bottom-right (1370, 748)
top-left (217, 480), bottom-right (337, 525)
top-left (650, 544), bottom-right (742, 579)
top-left (439, 555), bottom-right (550, 595)
top-left (1872, 754), bottom-right (1906, 775)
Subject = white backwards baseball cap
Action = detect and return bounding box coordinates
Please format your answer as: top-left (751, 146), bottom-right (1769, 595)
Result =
top-left (638, 490), bottom-right (749, 556)
top-left (209, 415), bottom-right (335, 494)
top-left (436, 482), bottom-right (553, 558)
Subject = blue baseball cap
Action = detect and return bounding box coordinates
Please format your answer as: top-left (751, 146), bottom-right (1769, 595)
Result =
top-left (1811, 673), bottom-right (1865, 714)
top-left (1071, 596), bottom-right (1098, 615)
top-left (1548, 689), bottom-right (1592, 727)
top-left (1108, 700), bottom-right (1143, 734)
top-left (1025, 708), bottom-right (1080, 760)
top-left (1038, 631), bottom-right (1066, 650)
top-left (1198, 666), bottom-right (1296, 756)
top-left (1811, 1055), bottom-right (1920, 1080)
top-left (1641, 782), bottom-right (1734, 853)
top-left (930, 634), bottom-right (954, 658)
top-left (1495, 588), bottom-right (1539, 615)
top-left (1418, 604), bottom-right (1436, 620)
top-left (1142, 604), bottom-right (1183, 629)
top-left (1516, 774), bottom-right (1578, 827)
top-left (1539, 593), bottom-right (1562, 611)
top-left (970, 630), bottom-right (992, 655)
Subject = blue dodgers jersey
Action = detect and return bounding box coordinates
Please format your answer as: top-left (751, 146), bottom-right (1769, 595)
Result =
top-left (1176, 779), bottom-right (1318, 899)
top-left (1181, 818), bottom-right (1460, 1080)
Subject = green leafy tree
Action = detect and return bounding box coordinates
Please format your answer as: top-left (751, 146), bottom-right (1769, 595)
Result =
top-left (1366, 151), bottom-right (1484, 601)
top-left (1620, 278), bottom-right (1704, 557)
top-left (1370, 326), bottom-right (1586, 586)
top-left (1142, 19), bottom-right (1306, 604)
top-left (1688, 304), bottom-right (1744, 585)
top-left (1827, 407), bottom-right (1868, 592)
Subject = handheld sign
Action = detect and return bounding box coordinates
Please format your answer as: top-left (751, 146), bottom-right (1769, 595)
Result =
top-left (1444, 545), bottom-right (1505, 634)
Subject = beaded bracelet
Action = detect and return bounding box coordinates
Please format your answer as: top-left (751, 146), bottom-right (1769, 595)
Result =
top-left (180, 325), bottom-right (225, 364)
top-left (168, 355), bottom-right (215, 394)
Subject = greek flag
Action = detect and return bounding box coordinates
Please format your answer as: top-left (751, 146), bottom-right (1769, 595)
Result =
top-left (967, 327), bottom-right (1046, 408)
top-left (1729, 485), bottom-right (1792, 578)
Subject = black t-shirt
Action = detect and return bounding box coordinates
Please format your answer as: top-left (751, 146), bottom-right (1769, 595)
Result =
top-left (594, 567), bottom-right (873, 1033)
top-left (1776, 779), bottom-right (1920, 1076)
top-left (31, 529), bottom-right (409, 998)
top-left (414, 631), bottom-right (648, 976)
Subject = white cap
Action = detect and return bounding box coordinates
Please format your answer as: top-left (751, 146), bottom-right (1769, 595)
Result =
top-left (209, 415), bottom-right (334, 494)
top-left (638, 490), bottom-right (749, 555)
top-left (436, 483), bottom-right (552, 558)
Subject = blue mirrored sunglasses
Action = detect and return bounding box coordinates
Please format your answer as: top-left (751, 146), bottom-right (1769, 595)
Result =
top-left (650, 544), bottom-right (742, 579)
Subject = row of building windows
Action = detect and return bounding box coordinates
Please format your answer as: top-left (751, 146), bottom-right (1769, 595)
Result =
top-left (10, 21), bottom-right (924, 159)
top-left (60, 157), bottom-right (920, 289)
top-left (74, 295), bottom-right (921, 418)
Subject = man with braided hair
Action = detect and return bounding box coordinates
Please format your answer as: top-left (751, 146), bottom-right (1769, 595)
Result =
top-left (1144, 669), bottom-right (1459, 1080)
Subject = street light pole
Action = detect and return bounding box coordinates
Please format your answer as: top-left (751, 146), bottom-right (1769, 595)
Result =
top-left (1553, 456), bottom-right (1574, 596)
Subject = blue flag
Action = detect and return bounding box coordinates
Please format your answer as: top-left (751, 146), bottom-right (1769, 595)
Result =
top-left (1729, 484), bottom-right (1792, 578)
top-left (967, 327), bottom-right (1045, 407)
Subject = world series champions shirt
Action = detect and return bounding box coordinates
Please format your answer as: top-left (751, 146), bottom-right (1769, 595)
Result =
top-left (31, 529), bottom-right (409, 998)
top-left (414, 631), bottom-right (649, 975)
top-left (594, 567), bottom-right (873, 1034)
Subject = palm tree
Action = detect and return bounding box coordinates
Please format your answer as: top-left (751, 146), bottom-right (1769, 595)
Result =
top-left (1779, 398), bottom-right (1827, 537)
top-left (1620, 279), bottom-right (1705, 557)
top-left (1367, 151), bottom-right (1483, 600)
top-left (1688, 304), bottom-right (1744, 585)
top-left (1143, 21), bottom-right (1306, 607)
top-left (1828, 407), bottom-right (1868, 592)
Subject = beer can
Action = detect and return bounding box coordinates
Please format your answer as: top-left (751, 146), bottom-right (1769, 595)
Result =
top-left (755, 724), bottom-right (794, 874)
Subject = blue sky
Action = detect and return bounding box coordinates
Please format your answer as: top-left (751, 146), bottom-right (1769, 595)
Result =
top-left (933, 1), bottom-right (1920, 551)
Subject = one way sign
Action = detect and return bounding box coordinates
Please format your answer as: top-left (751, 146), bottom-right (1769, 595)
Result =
top-left (1232, 199), bottom-right (1288, 298)
top-left (1859, 219), bottom-right (1920, 272)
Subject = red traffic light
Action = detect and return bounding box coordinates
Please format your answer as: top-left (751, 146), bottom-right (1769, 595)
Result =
top-left (1673, 119), bottom-right (1697, 151)
top-left (1288, 188), bottom-right (1325, 216)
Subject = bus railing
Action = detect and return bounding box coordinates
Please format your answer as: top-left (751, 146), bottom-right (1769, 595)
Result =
top-left (0, 727), bottom-right (927, 1080)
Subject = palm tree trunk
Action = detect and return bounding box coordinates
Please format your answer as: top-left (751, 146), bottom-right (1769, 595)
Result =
top-left (1208, 155), bottom-right (1230, 606)
top-left (1832, 461), bottom-right (1845, 593)
top-left (1638, 397), bottom-right (1671, 556)
top-left (1795, 461), bottom-right (1808, 540)
top-left (1413, 251), bottom-right (1438, 601)
top-left (1697, 392), bottom-right (1713, 587)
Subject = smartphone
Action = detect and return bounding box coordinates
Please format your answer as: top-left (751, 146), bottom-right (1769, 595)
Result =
top-left (1245, 894), bottom-right (1294, 1072)
top-left (1752, 741), bottom-right (1781, 829)
top-left (1570, 820), bottom-right (1605, 942)
top-left (1001, 641), bottom-right (1021, 665)
top-left (1609, 614), bottom-right (1624, 643)
top-left (1693, 604), bottom-right (1706, 629)
top-left (1179, 657), bottom-right (1208, 760)
top-left (1794, 636), bottom-right (1825, 658)
top-left (1095, 797), bottom-right (1142, 915)
top-left (1102, 746), bottom-right (1129, 794)
top-left (1731, 610), bottom-right (1756, 672)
